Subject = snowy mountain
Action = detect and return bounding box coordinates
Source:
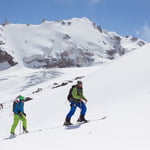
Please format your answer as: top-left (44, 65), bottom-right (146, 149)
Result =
top-left (0, 17), bottom-right (146, 70)
top-left (0, 43), bottom-right (150, 150)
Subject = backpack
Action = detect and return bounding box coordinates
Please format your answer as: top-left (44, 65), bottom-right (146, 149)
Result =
top-left (67, 85), bottom-right (76, 101)
top-left (12, 100), bottom-right (19, 112)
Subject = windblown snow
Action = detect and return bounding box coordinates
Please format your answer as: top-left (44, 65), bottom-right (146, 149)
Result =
top-left (0, 43), bottom-right (150, 150)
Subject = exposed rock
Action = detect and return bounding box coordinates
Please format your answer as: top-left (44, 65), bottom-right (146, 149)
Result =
top-left (0, 40), bottom-right (5, 45)
top-left (52, 82), bottom-right (68, 89)
top-left (74, 76), bottom-right (85, 80)
top-left (137, 41), bottom-right (145, 47)
top-left (125, 35), bottom-right (129, 38)
top-left (61, 82), bottom-right (68, 86)
top-left (52, 76), bottom-right (85, 89)
top-left (105, 50), bottom-right (117, 59)
top-left (106, 35), bottom-right (126, 58)
top-left (63, 34), bottom-right (71, 40)
top-left (131, 37), bottom-right (138, 42)
top-left (61, 21), bottom-right (66, 25)
top-left (113, 35), bottom-right (121, 42)
top-left (2, 20), bottom-right (10, 26)
top-left (58, 21), bottom-right (72, 26)
top-left (24, 48), bottom-right (95, 69)
top-left (0, 104), bottom-right (3, 109)
top-left (0, 50), bottom-right (17, 66)
top-left (41, 19), bottom-right (47, 23)
top-left (103, 41), bottom-right (107, 45)
top-left (0, 28), bottom-right (4, 32)
top-left (53, 83), bottom-right (58, 86)
top-left (93, 23), bottom-right (103, 33)
top-left (67, 80), bottom-right (73, 83)
top-left (67, 22), bottom-right (72, 26)
top-left (32, 88), bottom-right (43, 94)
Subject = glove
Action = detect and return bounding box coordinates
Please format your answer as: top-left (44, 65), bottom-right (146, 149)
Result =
top-left (18, 112), bottom-right (26, 117)
top-left (23, 113), bottom-right (26, 117)
top-left (26, 97), bottom-right (33, 101)
top-left (85, 99), bottom-right (88, 103)
top-left (18, 111), bottom-right (23, 116)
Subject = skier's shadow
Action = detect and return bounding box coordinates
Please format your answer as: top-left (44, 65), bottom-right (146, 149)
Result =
top-left (65, 123), bottom-right (82, 130)
top-left (3, 136), bottom-right (16, 140)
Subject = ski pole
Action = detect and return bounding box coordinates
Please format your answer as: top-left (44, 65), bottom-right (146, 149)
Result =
top-left (19, 120), bottom-right (22, 134)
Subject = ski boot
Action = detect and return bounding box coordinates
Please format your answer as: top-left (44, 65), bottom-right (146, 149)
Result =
top-left (63, 118), bottom-right (73, 126)
top-left (10, 132), bottom-right (16, 138)
top-left (77, 114), bottom-right (88, 123)
top-left (10, 132), bottom-right (16, 136)
top-left (23, 127), bottom-right (29, 133)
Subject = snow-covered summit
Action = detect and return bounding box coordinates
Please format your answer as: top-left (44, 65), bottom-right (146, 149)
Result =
top-left (0, 17), bottom-right (147, 70)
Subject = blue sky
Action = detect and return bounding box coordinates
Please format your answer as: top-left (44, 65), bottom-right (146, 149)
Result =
top-left (0, 0), bottom-right (150, 41)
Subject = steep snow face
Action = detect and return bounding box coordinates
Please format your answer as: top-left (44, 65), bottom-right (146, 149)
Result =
top-left (0, 17), bottom-right (147, 70)
top-left (0, 44), bottom-right (150, 150)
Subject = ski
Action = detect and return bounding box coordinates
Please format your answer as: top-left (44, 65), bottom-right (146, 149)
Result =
top-left (4, 134), bottom-right (17, 140)
top-left (91, 116), bottom-right (107, 122)
top-left (3, 116), bottom-right (107, 140)
top-left (3, 129), bottom-right (42, 140)
top-left (64, 116), bottom-right (107, 127)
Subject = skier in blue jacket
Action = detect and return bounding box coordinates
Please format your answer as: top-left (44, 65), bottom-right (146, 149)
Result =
top-left (10, 95), bottom-right (32, 135)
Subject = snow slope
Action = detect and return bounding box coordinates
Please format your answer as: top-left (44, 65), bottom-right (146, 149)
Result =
top-left (0, 44), bottom-right (150, 150)
top-left (0, 18), bottom-right (146, 70)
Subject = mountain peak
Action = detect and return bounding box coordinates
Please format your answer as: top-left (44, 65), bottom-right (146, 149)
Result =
top-left (69, 17), bottom-right (92, 23)
top-left (0, 17), bottom-right (147, 70)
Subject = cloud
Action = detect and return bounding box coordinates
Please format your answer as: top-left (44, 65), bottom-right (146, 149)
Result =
top-left (137, 22), bottom-right (150, 42)
top-left (88, 0), bottom-right (103, 6)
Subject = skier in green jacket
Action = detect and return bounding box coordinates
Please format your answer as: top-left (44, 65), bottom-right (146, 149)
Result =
top-left (64, 81), bottom-right (88, 125)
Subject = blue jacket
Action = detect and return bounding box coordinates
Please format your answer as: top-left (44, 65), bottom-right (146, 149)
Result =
top-left (13, 100), bottom-right (25, 114)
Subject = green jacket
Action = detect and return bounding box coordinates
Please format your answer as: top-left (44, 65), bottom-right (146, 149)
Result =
top-left (71, 86), bottom-right (86, 102)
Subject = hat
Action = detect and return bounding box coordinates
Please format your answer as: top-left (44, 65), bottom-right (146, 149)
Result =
top-left (19, 95), bottom-right (25, 100)
top-left (77, 81), bottom-right (83, 85)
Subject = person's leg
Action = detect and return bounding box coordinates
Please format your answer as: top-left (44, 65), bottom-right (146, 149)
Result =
top-left (20, 115), bottom-right (27, 131)
top-left (66, 102), bottom-right (77, 119)
top-left (77, 101), bottom-right (87, 115)
top-left (10, 114), bottom-right (20, 134)
top-left (64, 102), bottom-right (77, 125)
top-left (77, 102), bottom-right (88, 122)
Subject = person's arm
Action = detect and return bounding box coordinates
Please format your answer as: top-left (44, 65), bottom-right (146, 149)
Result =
top-left (81, 93), bottom-right (86, 100)
top-left (81, 93), bottom-right (88, 102)
top-left (23, 97), bottom-right (33, 102)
